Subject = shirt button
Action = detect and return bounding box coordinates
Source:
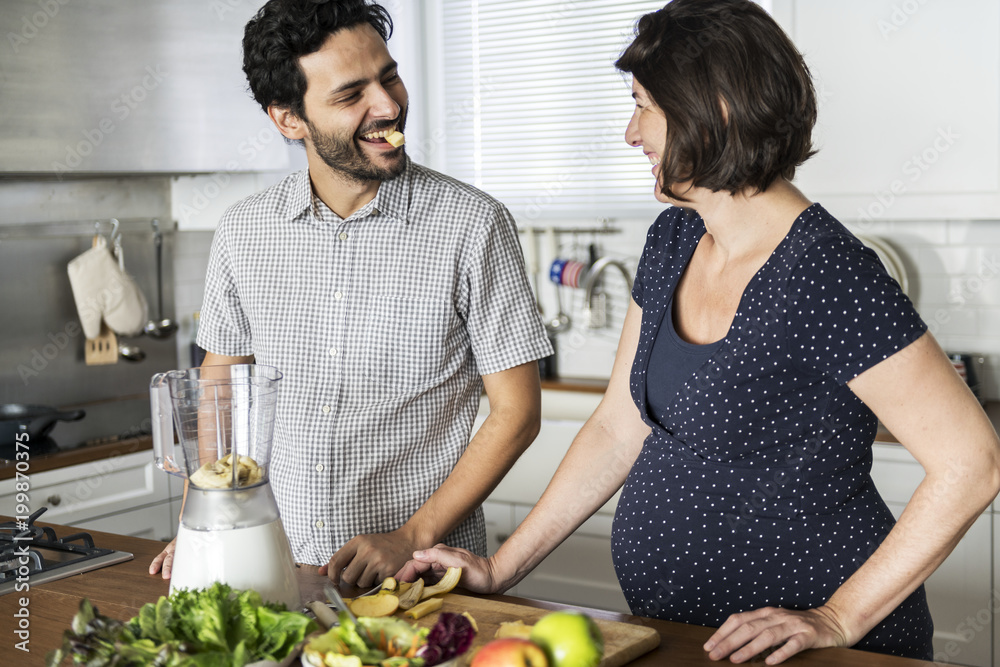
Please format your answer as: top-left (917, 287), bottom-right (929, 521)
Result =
top-left (328, 347), bottom-right (338, 356)
top-left (316, 464), bottom-right (325, 472)
top-left (339, 232), bottom-right (348, 241)
top-left (315, 520), bottom-right (325, 529)
top-left (334, 291), bottom-right (344, 300)
top-left (321, 405), bottom-right (331, 414)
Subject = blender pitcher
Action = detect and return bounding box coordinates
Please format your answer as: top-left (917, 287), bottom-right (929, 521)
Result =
top-left (150, 365), bottom-right (301, 610)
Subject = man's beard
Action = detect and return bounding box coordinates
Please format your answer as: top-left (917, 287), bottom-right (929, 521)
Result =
top-left (307, 116), bottom-right (407, 184)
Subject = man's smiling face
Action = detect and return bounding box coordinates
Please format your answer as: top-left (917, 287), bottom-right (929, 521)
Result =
top-left (297, 23), bottom-right (408, 183)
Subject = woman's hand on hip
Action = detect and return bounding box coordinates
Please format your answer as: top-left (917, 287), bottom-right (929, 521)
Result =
top-left (704, 605), bottom-right (850, 664)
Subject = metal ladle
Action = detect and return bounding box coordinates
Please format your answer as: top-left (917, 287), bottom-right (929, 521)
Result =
top-left (118, 342), bottom-right (146, 362)
top-left (544, 227), bottom-right (571, 335)
top-left (143, 219), bottom-right (178, 339)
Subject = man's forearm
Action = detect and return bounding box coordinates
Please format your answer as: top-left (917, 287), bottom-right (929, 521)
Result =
top-left (400, 363), bottom-right (542, 548)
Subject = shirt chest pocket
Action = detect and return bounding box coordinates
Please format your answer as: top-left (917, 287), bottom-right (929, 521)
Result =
top-left (363, 296), bottom-right (458, 392)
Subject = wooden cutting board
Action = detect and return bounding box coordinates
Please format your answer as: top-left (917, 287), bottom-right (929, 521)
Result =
top-left (417, 594), bottom-right (660, 667)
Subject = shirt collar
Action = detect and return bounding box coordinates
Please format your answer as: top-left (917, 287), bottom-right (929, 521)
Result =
top-left (283, 157), bottom-right (412, 225)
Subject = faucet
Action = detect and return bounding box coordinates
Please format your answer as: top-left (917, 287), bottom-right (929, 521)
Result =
top-left (581, 257), bottom-right (633, 329)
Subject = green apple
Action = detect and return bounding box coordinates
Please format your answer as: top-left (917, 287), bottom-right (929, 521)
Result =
top-left (529, 611), bottom-right (604, 667)
top-left (470, 638), bottom-right (549, 667)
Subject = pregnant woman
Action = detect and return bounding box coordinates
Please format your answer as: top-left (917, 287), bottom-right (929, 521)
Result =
top-left (399, 1), bottom-right (1000, 663)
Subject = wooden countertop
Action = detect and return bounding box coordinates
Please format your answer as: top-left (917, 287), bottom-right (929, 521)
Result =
top-left (0, 521), bottom-right (930, 666)
top-left (0, 436), bottom-right (153, 481)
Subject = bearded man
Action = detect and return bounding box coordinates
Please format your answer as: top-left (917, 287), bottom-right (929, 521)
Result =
top-left (150, 0), bottom-right (550, 588)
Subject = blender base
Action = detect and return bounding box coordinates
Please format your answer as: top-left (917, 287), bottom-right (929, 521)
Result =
top-left (170, 518), bottom-right (301, 611)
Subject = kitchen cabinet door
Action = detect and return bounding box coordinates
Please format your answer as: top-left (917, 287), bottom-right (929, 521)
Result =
top-left (772, 0), bottom-right (1000, 220)
top-left (513, 504), bottom-right (629, 614)
top-left (482, 500), bottom-right (518, 597)
top-left (0, 450), bottom-right (170, 529)
top-left (76, 501), bottom-right (175, 543)
top-left (871, 443), bottom-right (992, 667)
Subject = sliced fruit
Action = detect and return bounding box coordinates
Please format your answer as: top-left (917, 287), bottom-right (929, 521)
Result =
top-left (349, 593), bottom-right (399, 617)
top-left (404, 597), bottom-right (443, 620)
top-left (386, 130), bottom-right (405, 147)
top-left (420, 567), bottom-right (461, 600)
top-left (397, 578), bottom-right (424, 610)
top-left (462, 611), bottom-right (479, 633)
top-left (495, 619), bottom-right (533, 640)
top-left (379, 576), bottom-right (398, 593)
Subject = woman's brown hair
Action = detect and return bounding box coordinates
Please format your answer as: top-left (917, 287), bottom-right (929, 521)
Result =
top-left (616, 0), bottom-right (817, 201)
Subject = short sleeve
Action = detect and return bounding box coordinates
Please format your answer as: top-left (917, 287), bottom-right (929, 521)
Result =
top-left (459, 205), bottom-right (552, 375)
top-left (632, 208), bottom-right (681, 308)
top-left (196, 219), bottom-right (254, 357)
top-left (785, 235), bottom-right (927, 385)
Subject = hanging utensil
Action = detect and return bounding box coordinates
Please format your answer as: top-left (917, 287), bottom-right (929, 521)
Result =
top-left (144, 219), bottom-right (178, 339)
top-left (83, 230), bottom-right (119, 366)
top-left (118, 342), bottom-right (146, 362)
top-left (544, 227), bottom-right (571, 334)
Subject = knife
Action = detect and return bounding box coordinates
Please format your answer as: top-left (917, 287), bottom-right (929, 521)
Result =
top-left (324, 582), bottom-right (358, 626)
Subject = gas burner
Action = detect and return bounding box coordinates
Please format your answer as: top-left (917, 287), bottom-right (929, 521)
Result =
top-left (0, 508), bottom-right (133, 595)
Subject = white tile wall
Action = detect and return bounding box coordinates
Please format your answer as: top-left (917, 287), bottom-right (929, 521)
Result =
top-left (166, 198), bottom-right (1000, 399)
top-left (519, 214), bottom-right (1000, 400)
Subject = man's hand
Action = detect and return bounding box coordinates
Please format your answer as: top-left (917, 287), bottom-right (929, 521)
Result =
top-left (149, 538), bottom-right (176, 579)
top-left (704, 605), bottom-right (849, 664)
top-left (319, 530), bottom-right (421, 588)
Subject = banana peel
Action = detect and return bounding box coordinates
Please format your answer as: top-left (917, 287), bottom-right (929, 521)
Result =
top-left (420, 567), bottom-right (462, 600)
top-left (398, 578), bottom-right (424, 610)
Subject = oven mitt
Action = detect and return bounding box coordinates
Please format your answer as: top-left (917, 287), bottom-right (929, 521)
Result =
top-left (67, 235), bottom-right (149, 338)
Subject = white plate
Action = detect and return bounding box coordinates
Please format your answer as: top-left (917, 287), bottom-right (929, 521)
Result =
top-left (856, 234), bottom-right (909, 296)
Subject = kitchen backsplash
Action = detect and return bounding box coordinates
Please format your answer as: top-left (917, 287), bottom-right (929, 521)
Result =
top-left (2, 176), bottom-right (997, 403)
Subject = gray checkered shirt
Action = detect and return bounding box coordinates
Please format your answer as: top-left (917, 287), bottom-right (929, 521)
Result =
top-left (197, 158), bottom-right (552, 565)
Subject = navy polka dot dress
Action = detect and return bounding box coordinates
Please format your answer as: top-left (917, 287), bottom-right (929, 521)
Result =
top-left (611, 204), bottom-right (934, 660)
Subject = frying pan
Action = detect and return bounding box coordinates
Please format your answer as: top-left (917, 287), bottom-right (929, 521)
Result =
top-left (0, 404), bottom-right (86, 445)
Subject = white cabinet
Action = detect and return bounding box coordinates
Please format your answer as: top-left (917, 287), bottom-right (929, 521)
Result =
top-left (480, 389), bottom-right (629, 612)
top-left (772, 0), bottom-right (1000, 220)
top-left (513, 504), bottom-right (629, 614)
top-left (0, 450), bottom-right (182, 543)
top-left (871, 443), bottom-right (992, 667)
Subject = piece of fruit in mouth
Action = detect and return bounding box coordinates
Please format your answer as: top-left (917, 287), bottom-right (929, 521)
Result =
top-left (361, 127), bottom-right (405, 147)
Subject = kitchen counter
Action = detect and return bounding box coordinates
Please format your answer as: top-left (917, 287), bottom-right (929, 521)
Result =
top-left (0, 435), bottom-right (153, 481)
top-left (0, 521), bottom-right (932, 666)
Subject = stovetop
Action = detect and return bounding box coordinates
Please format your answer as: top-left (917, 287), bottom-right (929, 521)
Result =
top-left (0, 508), bottom-right (133, 595)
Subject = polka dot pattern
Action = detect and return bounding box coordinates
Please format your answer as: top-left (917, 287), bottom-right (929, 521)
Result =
top-left (611, 204), bottom-right (933, 660)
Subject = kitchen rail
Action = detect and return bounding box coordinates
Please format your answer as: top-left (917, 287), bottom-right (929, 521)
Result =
top-left (0, 518), bottom-right (931, 666)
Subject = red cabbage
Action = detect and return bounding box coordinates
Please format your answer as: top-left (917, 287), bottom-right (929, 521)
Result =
top-left (417, 612), bottom-right (476, 665)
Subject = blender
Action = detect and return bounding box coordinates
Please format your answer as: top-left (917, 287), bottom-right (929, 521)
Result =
top-left (150, 364), bottom-right (301, 610)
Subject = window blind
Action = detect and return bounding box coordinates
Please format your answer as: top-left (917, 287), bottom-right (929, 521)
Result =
top-left (436, 0), bottom-right (667, 221)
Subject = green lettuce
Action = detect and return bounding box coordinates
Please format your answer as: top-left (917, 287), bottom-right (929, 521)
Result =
top-left (46, 582), bottom-right (317, 666)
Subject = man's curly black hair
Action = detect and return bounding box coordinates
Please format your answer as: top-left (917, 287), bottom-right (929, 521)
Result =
top-left (243, 0), bottom-right (394, 120)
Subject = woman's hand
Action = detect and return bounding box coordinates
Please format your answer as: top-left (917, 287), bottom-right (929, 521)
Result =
top-left (395, 543), bottom-right (504, 595)
top-left (704, 605), bottom-right (850, 664)
top-left (148, 538), bottom-right (176, 579)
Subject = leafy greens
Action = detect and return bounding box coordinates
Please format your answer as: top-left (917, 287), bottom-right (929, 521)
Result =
top-left (47, 582), bottom-right (317, 667)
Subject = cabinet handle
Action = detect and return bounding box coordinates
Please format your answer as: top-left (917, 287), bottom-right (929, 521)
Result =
top-left (47, 494), bottom-right (62, 507)
top-left (497, 534), bottom-right (509, 543)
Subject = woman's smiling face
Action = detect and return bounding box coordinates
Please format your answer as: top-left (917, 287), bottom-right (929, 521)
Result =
top-left (625, 79), bottom-right (670, 203)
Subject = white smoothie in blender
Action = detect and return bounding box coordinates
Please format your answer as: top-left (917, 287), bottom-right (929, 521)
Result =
top-left (151, 364), bottom-right (302, 610)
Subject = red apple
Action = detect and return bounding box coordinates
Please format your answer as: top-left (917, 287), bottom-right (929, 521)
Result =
top-left (470, 637), bottom-right (549, 667)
